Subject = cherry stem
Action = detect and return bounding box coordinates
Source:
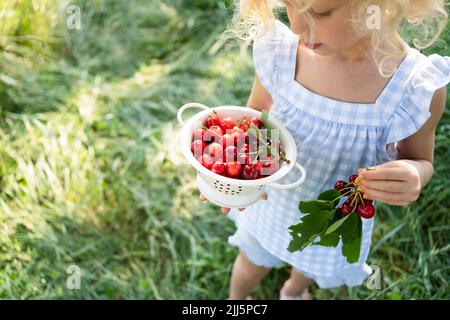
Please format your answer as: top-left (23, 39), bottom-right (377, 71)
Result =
top-left (350, 191), bottom-right (358, 207)
top-left (340, 186), bottom-right (354, 193)
top-left (331, 188), bottom-right (354, 203)
top-left (357, 192), bottom-right (365, 208)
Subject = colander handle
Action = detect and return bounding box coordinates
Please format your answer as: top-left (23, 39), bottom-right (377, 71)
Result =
top-left (177, 103), bottom-right (209, 126)
top-left (269, 162), bottom-right (306, 189)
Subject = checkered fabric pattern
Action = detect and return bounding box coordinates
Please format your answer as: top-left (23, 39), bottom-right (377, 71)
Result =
top-left (228, 20), bottom-right (450, 288)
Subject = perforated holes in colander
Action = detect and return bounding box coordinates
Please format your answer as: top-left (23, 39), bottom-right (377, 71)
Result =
top-left (213, 180), bottom-right (223, 193)
top-left (227, 183), bottom-right (232, 195)
top-left (213, 180), bottom-right (242, 195)
top-left (213, 180), bottom-right (226, 194)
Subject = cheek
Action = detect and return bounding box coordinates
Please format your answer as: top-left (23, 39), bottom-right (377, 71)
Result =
top-left (289, 15), bottom-right (305, 35)
top-left (319, 19), bottom-right (360, 48)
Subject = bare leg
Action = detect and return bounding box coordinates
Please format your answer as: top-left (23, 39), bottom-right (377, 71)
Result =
top-left (280, 267), bottom-right (313, 297)
top-left (228, 252), bottom-right (272, 299)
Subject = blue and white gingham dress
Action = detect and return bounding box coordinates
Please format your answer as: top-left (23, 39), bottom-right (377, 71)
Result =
top-left (227, 20), bottom-right (450, 288)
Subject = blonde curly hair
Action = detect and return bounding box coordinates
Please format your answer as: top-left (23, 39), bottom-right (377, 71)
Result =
top-left (224, 0), bottom-right (448, 77)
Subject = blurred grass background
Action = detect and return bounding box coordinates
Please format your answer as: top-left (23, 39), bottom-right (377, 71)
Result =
top-left (0, 0), bottom-right (448, 299)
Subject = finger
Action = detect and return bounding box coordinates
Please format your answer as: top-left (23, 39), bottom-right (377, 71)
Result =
top-left (261, 192), bottom-right (268, 200)
top-left (358, 165), bottom-right (381, 173)
top-left (362, 186), bottom-right (408, 203)
top-left (359, 166), bottom-right (407, 181)
top-left (358, 166), bottom-right (378, 172)
top-left (221, 207), bottom-right (230, 215)
top-left (360, 180), bottom-right (408, 193)
top-left (199, 194), bottom-right (207, 201)
top-left (358, 162), bottom-right (403, 176)
top-left (359, 161), bottom-right (399, 171)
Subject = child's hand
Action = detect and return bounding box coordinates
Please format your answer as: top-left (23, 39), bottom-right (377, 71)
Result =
top-left (199, 192), bottom-right (268, 214)
top-left (358, 160), bottom-right (422, 206)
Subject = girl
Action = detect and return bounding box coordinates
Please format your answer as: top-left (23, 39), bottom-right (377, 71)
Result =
top-left (200, 0), bottom-right (449, 299)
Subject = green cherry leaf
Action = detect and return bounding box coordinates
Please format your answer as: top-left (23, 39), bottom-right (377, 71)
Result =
top-left (289, 186), bottom-right (364, 263)
top-left (313, 230), bottom-right (340, 247)
top-left (260, 110), bottom-right (269, 126)
top-left (341, 214), bottom-right (362, 263)
top-left (318, 189), bottom-right (341, 207)
top-left (299, 200), bottom-right (334, 214)
top-left (324, 213), bottom-right (352, 235)
top-left (260, 110), bottom-right (272, 140)
top-left (339, 211), bottom-right (359, 236)
top-left (287, 208), bottom-right (334, 252)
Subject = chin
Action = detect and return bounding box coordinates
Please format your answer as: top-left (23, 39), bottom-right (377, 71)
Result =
top-left (308, 45), bottom-right (333, 56)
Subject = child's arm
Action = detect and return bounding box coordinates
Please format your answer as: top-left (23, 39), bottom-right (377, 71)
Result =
top-left (358, 86), bottom-right (447, 206)
top-left (246, 75), bottom-right (273, 111)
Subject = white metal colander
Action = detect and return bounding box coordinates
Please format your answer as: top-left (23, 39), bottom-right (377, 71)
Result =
top-left (177, 103), bottom-right (306, 208)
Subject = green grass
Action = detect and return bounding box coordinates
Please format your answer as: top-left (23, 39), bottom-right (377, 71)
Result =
top-left (0, 0), bottom-right (448, 299)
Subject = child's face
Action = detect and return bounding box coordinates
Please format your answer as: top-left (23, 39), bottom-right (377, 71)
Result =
top-left (286, 0), bottom-right (368, 58)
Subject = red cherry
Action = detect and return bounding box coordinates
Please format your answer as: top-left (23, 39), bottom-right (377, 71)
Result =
top-left (211, 161), bottom-right (225, 175)
top-left (233, 132), bottom-right (246, 148)
top-left (253, 161), bottom-right (263, 176)
top-left (237, 145), bottom-right (252, 165)
top-left (219, 134), bottom-right (235, 148)
top-left (203, 127), bottom-right (222, 143)
top-left (241, 164), bottom-right (259, 180)
top-left (229, 126), bottom-right (243, 135)
top-left (242, 132), bottom-right (250, 144)
top-left (238, 144), bottom-right (249, 154)
top-left (198, 154), bottom-right (214, 169)
top-left (240, 124), bottom-right (249, 132)
top-left (237, 117), bottom-right (250, 131)
top-left (193, 128), bottom-right (206, 141)
top-left (238, 153), bottom-right (251, 165)
top-left (191, 140), bottom-right (206, 157)
top-left (221, 117), bottom-right (235, 131)
top-left (357, 201), bottom-right (375, 219)
top-left (341, 202), bottom-right (353, 216)
top-left (204, 115), bottom-right (221, 128)
top-left (204, 143), bottom-right (224, 162)
top-left (224, 146), bottom-right (237, 162)
top-left (209, 125), bottom-right (224, 136)
top-left (334, 180), bottom-right (347, 191)
top-left (349, 174), bottom-right (359, 183)
top-left (261, 160), bottom-right (279, 176)
top-left (225, 161), bottom-right (242, 178)
top-left (250, 117), bottom-right (264, 129)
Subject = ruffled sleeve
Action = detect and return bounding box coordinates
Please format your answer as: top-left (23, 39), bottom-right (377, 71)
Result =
top-left (386, 53), bottom-right (450, 145)
top-left (252, 20), bottom-right (291, 96)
